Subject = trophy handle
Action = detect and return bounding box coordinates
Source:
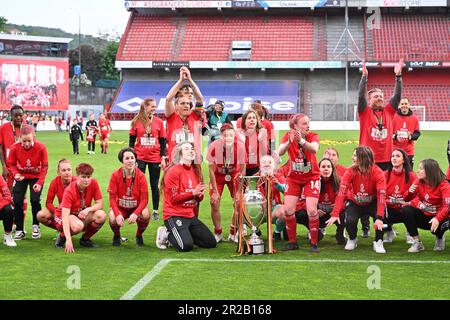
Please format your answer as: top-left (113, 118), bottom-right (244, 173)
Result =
top-left (265, 176), bottom-right (275, 254)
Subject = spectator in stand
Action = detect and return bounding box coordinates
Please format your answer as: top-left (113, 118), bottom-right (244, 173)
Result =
top-left (392, 97), bottom-right (421, 169)
top-left (7, 125), bottom-right (48, 241)
top-left (69, 119), bottom-right (83, 155)
top-left (357, 59), bottom-right (404, 171)
top-left (108, 148), bottom-right (150, 247)
top-left (326, 146), bottom-right (387, 254)
top-left (403, 159), bottom-right (450, 253)
top-left (129, 98), bottom-right (167, 221)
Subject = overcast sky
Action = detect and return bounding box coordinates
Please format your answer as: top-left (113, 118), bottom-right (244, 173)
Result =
top-left (1, 0), bottom-right (130, 37)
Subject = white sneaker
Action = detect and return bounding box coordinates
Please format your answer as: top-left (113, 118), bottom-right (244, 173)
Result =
top-left (433, 236), bottom-right (445, 251)
top-left (3, 233), bottom-right (17, 247)
top-left (92, 151), bottom-right (95, 154)
top-left (32, 224), bottom-right (41, 239)
top-left (228, 233), bottom-right (236, 242)
top-left (406, 231), bottom-right (414, 244)
top-left (214, 233), bottom-right (223, 243)
top-left (13, 230), bottom-right (25, 241)
top-left (373, 239), bottom-right (386, 253)
top-left (345, 238), bottom-right (358, 250)
top-left (383, 229), bottom-right (397, 243)
top-left (408, 240), bottom-right (425, 253)
top-left (156, 226), bottom-right (169, 250)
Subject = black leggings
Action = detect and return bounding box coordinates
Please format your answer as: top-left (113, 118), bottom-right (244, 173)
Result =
top-left (164, 216), bottom-right (216, 252)
top-left (88, 140), bottom-right (96, 152)
top-left (344, 201), bottom-right (383, 241)
top-left (0, 204), bottom-right (14, 232)
top-left (72, 139), bottom-right (79, 154)
top-left (401, 205), bottom-right (447, 239)
top-left (13, 178), bottom-right (43, 231)
top-left (383, 207), bottom-right (404, 231)
top-left (137, 160), bottom-right (161, 211)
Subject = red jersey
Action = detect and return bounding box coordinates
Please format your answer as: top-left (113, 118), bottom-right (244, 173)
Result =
top-left (46, 176), bottom-right (76, 213)
top-left (392, 113), bottom-right (420, 156)
top-left (298, 178), bottom-right (338, 213)
top-left (0, 175), bottom-right (12, 210)
top-left (206, 139), bottom-right (246, 175)
top-left (384, 170), bottom-right (417, 211)
top-left (6, 141), bottom-right (48, 186)
top-left (0, 122), bottom-right (21, 160)
top-left (336, 164), bottom-right (347, 179)
top-left (281, 131), bottom-right (320, 181)
top-left (57, 179), bottom-right (102, 217)
top-left (166, 112), bottom-right (202, 161)
top-left (238, 129), bottom-right (268, 169)
top-left (86, 126), bottom-right (98, 142)
top-left (108, 168), bottom-right (148, 217)
top-left (162, 164), bottom-right (204, 220)
top-left (331, 165), bottom-right (386, 218)
top-left (129, 117), bottom-right (166, 163)
top-left (358, 104), bottom-right (396, 163)
top-left (99, 118), bottom-right (111, 134)
top-left (404, 179), bottom-right (450, 222)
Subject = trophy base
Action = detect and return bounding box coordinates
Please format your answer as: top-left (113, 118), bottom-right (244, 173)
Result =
top-left (251, 243), bottom-right (265, 255)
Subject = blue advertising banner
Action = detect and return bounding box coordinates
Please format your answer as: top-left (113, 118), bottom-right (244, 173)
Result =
top-left (112, 80), bottom-right (299, 114)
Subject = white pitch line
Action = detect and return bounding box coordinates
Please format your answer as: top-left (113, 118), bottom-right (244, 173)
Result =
top-left (120, 258), bottom-right (172, 300)
top-left (120, 257), bottom-right (450, 300)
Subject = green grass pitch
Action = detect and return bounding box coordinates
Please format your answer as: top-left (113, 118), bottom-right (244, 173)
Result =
top-left (0, 129), bottom-right (448, 300)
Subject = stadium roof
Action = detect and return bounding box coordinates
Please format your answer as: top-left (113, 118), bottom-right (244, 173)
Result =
top-left (0, 34), bottom-right (72, 44)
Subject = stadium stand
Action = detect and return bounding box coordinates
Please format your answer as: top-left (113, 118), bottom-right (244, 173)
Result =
top-left (368, 14), bottom-right (449, 62)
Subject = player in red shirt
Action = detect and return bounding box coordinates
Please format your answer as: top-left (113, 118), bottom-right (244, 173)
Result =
top-left (129, 98), bottom-right (167, 221)
top-left (155, 142), bottom-right (216, 252)
top-left (165, 67), bottom-right (205, 163)
top-left (382, 149), bottom-right (417, 243)
top-left (326, 146), bottom-right (387, 253)
top-left (278, 114), bottom-right (321, 252)
top-left (357, 59), bottom-right (404, 170)
top-left (98, 113), bottom-right (112, 154)
top-left (0, 175), bottom-right (16, 247)
top-left (236, 110), bottom-right (268, 177)
top-left (402, 159), bottom-right (450, 253)
top-left (392, 97), bottom-right (421, 169)
top-left (85, 114), bottom-right (99, 155)
top-left (108, 148), bottom-right (150, 247)
top-left (7, 125), bottom-right (48, 241)
top-left (55, 163), bottom-right (106, 253)
top-left (296, 158), bottom-right (345, 245)
top-left (207, 123), bottom-right (246, 243)
top-left (323, 147), bottom-right (372, 238)
top-left (37, 159), bottom-right (76, 232)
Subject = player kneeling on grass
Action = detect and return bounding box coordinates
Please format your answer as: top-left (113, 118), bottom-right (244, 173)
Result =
top-left (156, 142), bottom-right (216, 252)
top-left (402, 159), bottom-right (450, 253)
top-left (0, 175), bottom-right (17, 247)
top-left (326, 146), bottom-right (387, 253)
top-left (37, 159), bottom-right (76, 233)
top-left (108, 148), bottom-right (150, 247)
top-left (55, 163), bottom-right (106, 253)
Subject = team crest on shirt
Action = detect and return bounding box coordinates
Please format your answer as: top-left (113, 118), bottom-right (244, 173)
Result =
top-left (424, 194), bottom-right (429, 201)
top-left (403, 122), bottom-right (407, 129)
top-left (360, 184), bottom-right (365, 193)
top-left (324, 194), bottom-right (329, 202)
top-left (26, 159), bottom-right (31, 167)
top-left (176, 219), bottom-right (182, 227)
top-left (395, 185), bottom-right (400, 194)
top-left (188, 179), bottom-right (193, 189)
